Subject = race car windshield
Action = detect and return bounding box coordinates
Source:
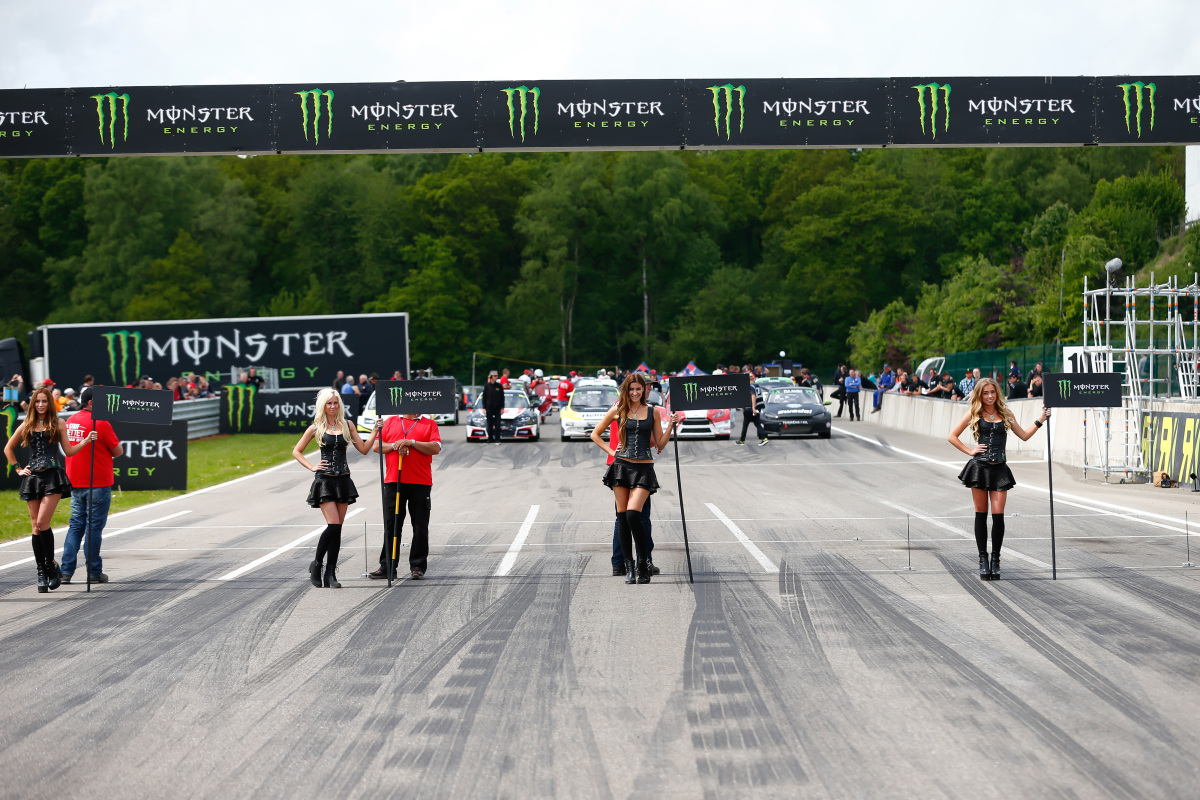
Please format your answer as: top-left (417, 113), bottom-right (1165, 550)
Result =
top-left (473, 392), bottom-right (531, 410)
top-left (572, 389), bottom-right (617, 410)
top-left (768, 388), bottom-right (821, 405)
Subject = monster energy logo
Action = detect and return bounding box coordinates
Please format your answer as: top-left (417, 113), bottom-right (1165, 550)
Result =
top-left (1117, 81), bottom-right (1156, 138)
top-left (2, 407), bottom-right (14, 477)
top-left (389, 386), bottom-right (402, 407)
top-left (501, 86), bottom-right (540, 142)
top-left (227, 385), bottom-right (257, 431)
top-left (1058, 379), bottom-right (1072, 399)
top-left (91, 92), bottom-right (130, 148)
top-left (912, 83), bottom-right (951, 138)
top-left (296, 89), bottom-right (335, 144)
top-left (682, 381), bottom-right (698, 403)
top-left (707, 84), bottom-right (746, 139)
top-left (102, 330), bottom-right (142, 386)
top-left (107, 393), bottom-right (122, 415)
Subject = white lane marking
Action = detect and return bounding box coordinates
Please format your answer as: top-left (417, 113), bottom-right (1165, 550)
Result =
top-left (216, 507), bottom-right (365, 581)
top-left (705, 503), bottom-right (780, 573)
top-left (0, 510), bottom-right (193, 572)
top-left (880, 500), bottom-right (1051, 568)
top-left (837, 427), bottom-right (1197, 535)
top-left (494, 505), bottom-right (540, 577)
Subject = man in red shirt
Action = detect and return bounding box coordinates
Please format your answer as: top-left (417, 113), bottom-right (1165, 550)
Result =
top-left (556, 372), bottom-right (575, 412)
top-left (371, 412), bottom-right (442, 580)
top-left (63, 387), bottom-right (124, 583)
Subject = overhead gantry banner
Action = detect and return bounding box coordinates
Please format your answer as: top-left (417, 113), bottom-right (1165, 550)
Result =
top-left (0, 76), bottom-right (1193, 158)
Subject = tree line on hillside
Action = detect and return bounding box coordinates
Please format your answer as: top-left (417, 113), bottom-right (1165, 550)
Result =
top-left (0, 146), bottom-right (1184, 379)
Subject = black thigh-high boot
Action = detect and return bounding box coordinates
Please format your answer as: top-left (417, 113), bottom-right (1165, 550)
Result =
top-left (323, 524), bottom-right (344, 588)
top-left (617, 513), bottom-right (635, 584)
top-left (974, 512), bottom-right (991, 579)
top-left (41, 529), bottom-right (61, 590)
top-left (990, 514), bottom-right (1005, 579)
top-left (31, 534), bottom-right (48, 593)
top-left (312, 523), bottom-right (335, 587)
top-left (625, 510), bottom-right (651, 584)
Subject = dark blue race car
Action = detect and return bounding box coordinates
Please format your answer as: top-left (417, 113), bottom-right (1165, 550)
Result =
top-left (758, 387), bottom-right (832, 439)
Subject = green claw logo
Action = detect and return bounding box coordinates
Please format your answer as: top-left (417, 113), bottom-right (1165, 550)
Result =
top-left (91, 92), bottom-right (130, 148)
top-left (296, 89), bottom-right (335, 144)
top-left (501, 86), bottom-right (540, 141)
top-left (389, 387), bottom-right (402, 407)
top-left (707, 84), bottom-right (746, 139)
top-left (1117, 81), bottom-right (1156, 138)
top-left (227, 385), bottom-right (257, 431)
top-left (101, 330), bottom-right (142, 386)
top-left (107, 393), bottom-right (121, 415)
top-left (912, 82), bottom-right (951, 138)
top-left (683, 381), bottom-right (698, 403)
top-left (2, 407), bottom-right (15, 477)
top-left (1058, 379), bottom-right (1072, 399)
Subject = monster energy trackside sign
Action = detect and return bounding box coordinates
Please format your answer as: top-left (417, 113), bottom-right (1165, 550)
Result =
top-left (375, 379), bottom-right (457, 416)
top-left (1042, 372), bottom-right (1122, 408)
top-left (6, 76), bottom-right (1200, 159)
top-left (220, 389), bottom-right (317, 434)
top-left (668, 373), bottom-right (753, 412)
top-left (92, 387), bottom-right (175, 426)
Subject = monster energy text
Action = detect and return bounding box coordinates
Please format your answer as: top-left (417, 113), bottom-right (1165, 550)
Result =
top-left (912, 83), bottom-right (950, 138)
top-left (0, 110), bottom-right (49, 140)
top-left (502, 86), bottom-right (540, 142)
top-left (92, 92), bottom-right (131, 148)
top-left (296, 89), bottom-right (334, 144)
top-left (1118, 82), bottom-right (1157, 137)
top-left (708, 84), bottom-right (746, 139)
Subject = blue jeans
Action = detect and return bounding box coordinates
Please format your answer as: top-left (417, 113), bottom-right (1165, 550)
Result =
top-left (612, 496), bottom-right (653, 567)
top-left (63, 487), bottom-right (111, 577)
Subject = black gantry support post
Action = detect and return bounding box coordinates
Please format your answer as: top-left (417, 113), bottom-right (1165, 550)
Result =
top-left (1046, 416), bottom-right (1058, 580)
top-left (672, 428), bottom-right (694, 584)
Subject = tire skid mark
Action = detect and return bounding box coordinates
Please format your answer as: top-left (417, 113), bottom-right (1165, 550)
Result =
top-left (1064, 551), bottom-right (1200, 628)
top-left (806, 552), bottom-right (1144, 800)
top-left (939, 554), bottom-right (1181, 750)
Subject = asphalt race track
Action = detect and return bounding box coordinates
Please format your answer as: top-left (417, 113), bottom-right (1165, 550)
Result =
top-left (2, 420), bottom-right (1199, 798)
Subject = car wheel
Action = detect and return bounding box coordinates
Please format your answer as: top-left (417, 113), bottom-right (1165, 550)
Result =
top-left (818, 431), bottom-right (832, 439)
top-left (561, 431), bottom-right (570, 442)
top-left (715, 434), bottom-right (730, 440)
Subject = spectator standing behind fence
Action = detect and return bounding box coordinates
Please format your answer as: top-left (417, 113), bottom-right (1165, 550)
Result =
top-left (844, 370), bottom-right (862, 420)
top-left (958, 369), bottom-right (976, 398)
top-left (870, 364), bottom-right (895, 414)
top-left (1029, 373), bottom-right (1043, 398)
top-left (1007, 373), bottom-right (1029, 399)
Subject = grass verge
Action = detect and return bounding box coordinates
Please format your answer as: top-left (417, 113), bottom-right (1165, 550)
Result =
top-left (1, 433), bottom-right (315, 542)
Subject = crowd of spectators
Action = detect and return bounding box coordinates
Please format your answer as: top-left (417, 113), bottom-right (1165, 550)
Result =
top-left (832, 360), bottom-right (1046, 413)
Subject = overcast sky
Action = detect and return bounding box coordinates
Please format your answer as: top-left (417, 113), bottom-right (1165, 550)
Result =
top-left (3, 0), bottom-right (1199, 90)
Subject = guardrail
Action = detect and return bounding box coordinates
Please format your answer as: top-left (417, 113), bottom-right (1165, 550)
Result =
top-left (174, 397), bottom-right (220, 440)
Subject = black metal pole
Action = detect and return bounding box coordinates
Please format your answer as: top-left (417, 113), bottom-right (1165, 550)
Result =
top-left (672, 427), bottom-right (694, 584)
top-left (378, 429), bottom-right (391, 588)
top-left (86, 419), bottom-right (96, 593)
top-left (1046, 416), bottom-right (1057, 580)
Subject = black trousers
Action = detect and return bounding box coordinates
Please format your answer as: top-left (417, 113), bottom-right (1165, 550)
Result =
top-left (379, 482), bottom-right (432, 572)
top-left (739, 407), bottom-right (764, 441)
top-left (485, 409), bottom-right (502, 441)
top-left (846, 393), bottom-right (860, 420)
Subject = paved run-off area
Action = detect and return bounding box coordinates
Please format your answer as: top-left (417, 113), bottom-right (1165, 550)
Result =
top-left (1, 423), bottom-right (1198, 799)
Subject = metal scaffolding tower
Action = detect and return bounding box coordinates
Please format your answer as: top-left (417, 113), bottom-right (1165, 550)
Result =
top-left (1080, 272), bottom-right (1200, 481)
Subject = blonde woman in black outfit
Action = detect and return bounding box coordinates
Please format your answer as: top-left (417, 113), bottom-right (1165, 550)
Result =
top-left (292, 388), bottom-right (381, 588)
top-left (591, 373), bottom-right (680, 584)
top-left (4, 386), bottom-right (97, 592)
top-left (948, 378), bottom-right (1049, 580)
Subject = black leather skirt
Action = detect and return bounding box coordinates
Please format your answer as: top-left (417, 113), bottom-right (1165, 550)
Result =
top-left (307, 473), bottom-right (359, 508)
top-left (958, 459), bottom-right (1016, 492)
top-left (602, 459), bottom-right (660, 494)
top-left (20, 468), bottom-right (73, 501)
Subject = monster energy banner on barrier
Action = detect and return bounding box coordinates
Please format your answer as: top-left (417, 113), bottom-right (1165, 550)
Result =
top-left (375, 379), bottom-right (457, 416)
top-left (668, 373), bottom-right (753, 412)
top-left (1042, 372), bottom-right (1123, 408)
top-left (686, 78), bottom-right (889, 148)
top-left (220, 388), bottom-right (318, 434)
top-left (477, 80), bottom-right (685, 150)
top-left (110, 420), bottom-right (188, 490)
top-left (0, 405), bottom-right (20, 490)
top-left (92, 386), bottom-right (175, 425)
top-left (1095, 75), bottom-right (1200, 144)
top-left (40, 313), bottom-right (409, 394)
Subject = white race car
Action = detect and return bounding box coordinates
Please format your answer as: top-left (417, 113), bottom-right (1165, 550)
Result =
top-left (559, 384), bottom-right (619, 441)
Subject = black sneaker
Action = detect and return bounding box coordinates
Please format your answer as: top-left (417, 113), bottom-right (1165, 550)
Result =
top-left (88, 573), bottom-right (109, 583)
top-left (649, 561), bottom-right (661, 575)
top-left (60, 573), bottom-right (72, 585)
top-left (612, 564), bottom-right (625, 575)
top-left (368, 568), bottom-right (388, 580)
top-left (736, 440), bottom-right (746, 445)
top-left (411, 570), bottom-right (425, 580)
top-left (759, 438), bottom-right (769, 446)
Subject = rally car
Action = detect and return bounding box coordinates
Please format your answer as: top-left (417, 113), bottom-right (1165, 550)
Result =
top-left (465, 390), bottom-right (542, 442)
top-left (559, 384), bottom-right (619, 441)
top-left (662, 386), bottom-right (732, 439)
top-left (758, 386), bottom-right (832, 438)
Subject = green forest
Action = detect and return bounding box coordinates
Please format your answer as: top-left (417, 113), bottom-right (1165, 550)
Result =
top-left (0, 145), bottom-right (1192, 378)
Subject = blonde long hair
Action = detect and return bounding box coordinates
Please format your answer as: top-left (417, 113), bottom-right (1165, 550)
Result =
top-left (615, 373), bottom-right (650, 451)
top-left (312, 388), bottom-right (352, 442)
top-left (968, 378), bottom-right (1015, 438)
top-left (16, 387), bottom-right (64, 446)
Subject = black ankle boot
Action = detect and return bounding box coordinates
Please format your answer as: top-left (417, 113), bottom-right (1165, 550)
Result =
top-left (624, 560), bottom-right (636, 584)
top-left (979, 552), bottom-right (992, 580)
top-left (36, 561), bottom-right (48, 593)
top-left (990, 553), bottom-right (1001, 580)
top-left (46, 561), bottom-right (61, 591)
top-left (637, 559), bottom-right (651, 584)
top-left (309, 560), bottom-right (323, 588)
top-left (324, 565), bottom-right (341, 589)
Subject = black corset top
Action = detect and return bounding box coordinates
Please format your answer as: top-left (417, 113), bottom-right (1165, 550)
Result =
top-left (319, 432), bottom-right (350, 475)
top-left (975, 418), bottom-right (1008, 463)
top-left (616, 413), bottom-right (655, 460)
top-left (28, 430), bottom-right (61, 472)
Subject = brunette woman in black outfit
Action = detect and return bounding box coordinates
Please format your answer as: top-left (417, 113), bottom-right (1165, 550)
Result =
top-left (292, 388), bottom-right (381, 588)
top-left (4, 386), bottom-right (97, 592)
top-left (591, 373), bottom-right (680, 584)
top-left (948, 378), bottom-right (1049, 580)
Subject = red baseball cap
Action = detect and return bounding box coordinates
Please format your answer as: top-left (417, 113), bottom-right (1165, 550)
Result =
top-left (42, 378), bottom-right (55, 386)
